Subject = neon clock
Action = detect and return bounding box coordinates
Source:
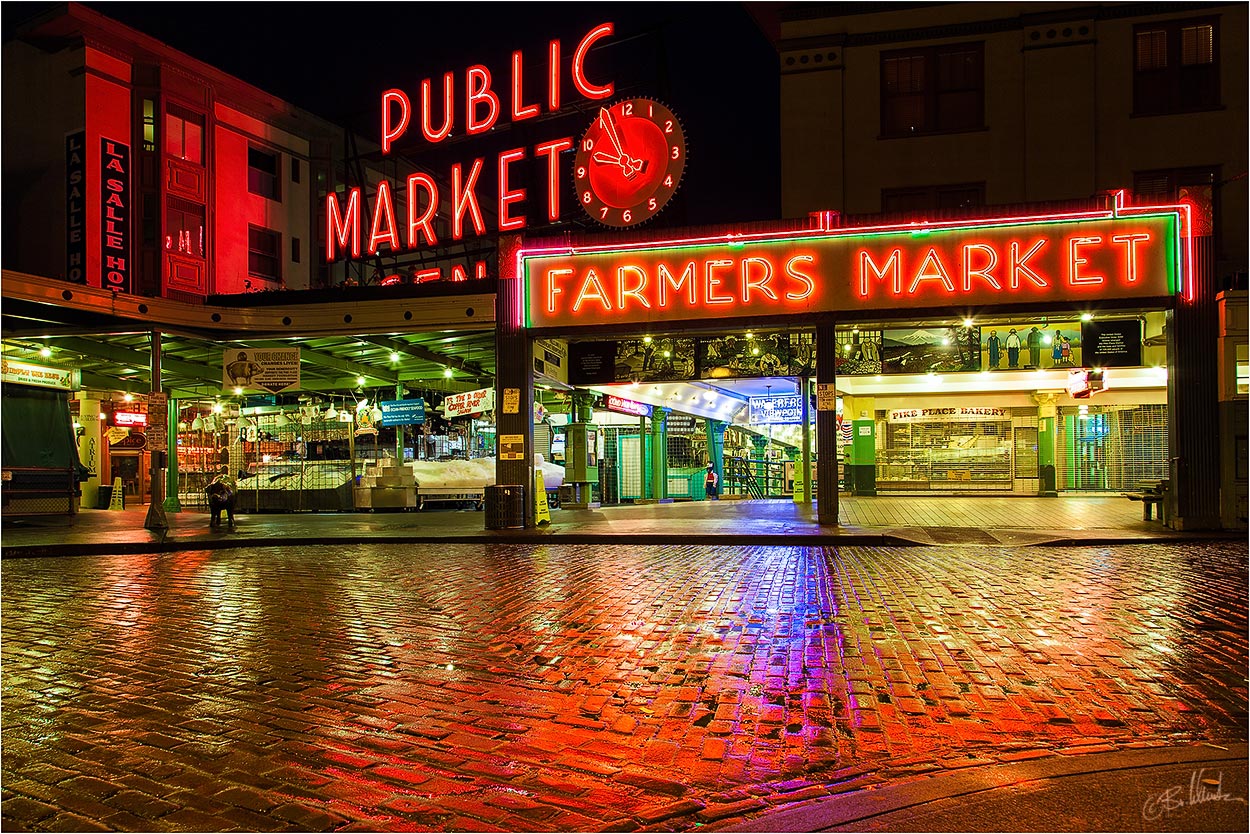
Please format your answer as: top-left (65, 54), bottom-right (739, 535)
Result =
top-left (573, 98), bottom-right (686, 228)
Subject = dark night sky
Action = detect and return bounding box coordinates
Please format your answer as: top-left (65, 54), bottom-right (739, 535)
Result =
top-left (4, 1), bottom-right (782, 228)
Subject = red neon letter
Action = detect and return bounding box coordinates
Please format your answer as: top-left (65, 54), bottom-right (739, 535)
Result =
top-left (421, 73), bottom-right (454, 142)
top-left (511, 50), bottom-right (540, 121)
top-left (466, 66), bottom-right (499, 135)
top-left (658, 262), bottom-right (697, 307)
top-left (367, 180), bottom-right (401, 254)
top-left (1068, 236), bottom-right (1104, 286)
top-left (962, 243), bottom-right (1001, 291)
top-left (451, 159), bottom-right (486, 240)
top-left (908, 247), bottom-right (957, 294)
top-left (381, 89), bottom-right (410, 154)
top-left (548, 39), bottom-right (561, 111)
top-left (785, 255), bottom-right (816, 301)
top-left (858, 249), bottom-right (902, 296)
top-left (406, 173), bottom-right (439, 247)
top-left (534, 137), bottom-right (572, 221)
top-left (573, 268), bottom-right (612, 312)
top-left (1009, 239), bottom-right (1048, 289)
top-left (705, 259), bottom-right (735, 305)
top-left (617, 265), bottom-right (652, 310)
top-left (1111, 233), bottom-right (1151, 283)
top-left (546, 267), bottom-right (572, 313)
top-left (325, 188), bottom-right (361, 260)
top-left (741, 257), bottom-right (776, 303)
top-left (572, 22), bottom-right (615, 100)
top-left (498, 147), bottom-right (527, 231)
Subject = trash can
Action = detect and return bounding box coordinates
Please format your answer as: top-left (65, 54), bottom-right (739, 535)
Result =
top-left (96, 485), bottom-right (113, 509)
top-left (484, 484), bottom-right (525, 530)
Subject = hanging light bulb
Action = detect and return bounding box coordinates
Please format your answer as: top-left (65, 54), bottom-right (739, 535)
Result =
top-left (123, 392), bottom-right (134, 402)
top-left (40, 346), bottom-right (52, 358)
top-left (356, 376), bottom-right (366, 386)
top-left (443, 368), bottom-right (453, 378)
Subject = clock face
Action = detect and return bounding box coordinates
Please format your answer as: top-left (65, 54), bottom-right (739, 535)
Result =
top-left (574, 98), bottom-right (686, 228)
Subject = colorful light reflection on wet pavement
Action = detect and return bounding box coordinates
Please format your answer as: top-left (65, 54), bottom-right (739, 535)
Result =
top-left (2, 542), bottom-right (1246, 831)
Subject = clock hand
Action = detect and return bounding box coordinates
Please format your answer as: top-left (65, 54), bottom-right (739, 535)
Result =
top-left (598, 107), bottom-right (625, 158)
top-left (592, 151), bottom-right (623, 165)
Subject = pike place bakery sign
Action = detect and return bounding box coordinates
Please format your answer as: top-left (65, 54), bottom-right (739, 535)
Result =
top-left (522, 210), bottom-right (1184, 329)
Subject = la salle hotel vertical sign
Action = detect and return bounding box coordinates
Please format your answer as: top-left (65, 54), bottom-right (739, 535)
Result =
top-left (101, 138), bottom-right (131, 293)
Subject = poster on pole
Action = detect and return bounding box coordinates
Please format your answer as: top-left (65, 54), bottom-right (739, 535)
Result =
top-left (222, 348), bottom-right (300, 393)
top-left (146, 392), bottom-right (167, 452)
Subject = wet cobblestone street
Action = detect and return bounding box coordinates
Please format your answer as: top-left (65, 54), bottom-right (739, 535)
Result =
top-left (2, 541), bottom-right (1246, 831)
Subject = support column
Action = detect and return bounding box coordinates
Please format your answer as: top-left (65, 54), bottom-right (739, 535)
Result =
top-left (1167, 236), bottom-right (1221, 529)
top-left (163, 396), bottom-right (181, 512)
top-left (815, 323), bottom-right (840, 525)
top-left (800, 376), bottom-right (812, 504)
top-left (395, 384), bottom-right (405, 460)
top-left (638, 414), bottom-right (648, 500)
top-left (143, 330), bottom-right (168, 531)
top-left (495, 235), bottom-right (535, 526)
top-left (705, 418), bottom-right (726, 495)
top-left (1033, 392), bottom-right (1058, 497)
top-left (650, 408), bottom-right (670, 503)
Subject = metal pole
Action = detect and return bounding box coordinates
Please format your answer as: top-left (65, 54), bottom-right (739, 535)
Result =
top-left (143, 330), bottom-right (168, 531)
top-left (395, 383), bottom-right (404, 461)
top-left (801, 376), bottom-right (812, 504)
top-left (162, 396), bottom-right (181, 511)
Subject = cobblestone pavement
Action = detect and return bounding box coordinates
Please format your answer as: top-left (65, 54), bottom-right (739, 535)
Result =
top-left (2, 541), bottom-right (1246, 832)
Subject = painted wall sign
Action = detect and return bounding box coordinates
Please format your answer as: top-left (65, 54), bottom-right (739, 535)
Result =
top-left (326, 22), bottom-right (617, 266)
top-left (222, 348), bottom-right (300, 393)
top-left (442, 388), bottom-right (494, 418)
top-left (887, 407), bottom-right (1010, 423)
top-left (604, 394), bottom-right (652, 417)
top-left (522, 210), bottom-right (1181, 329)
top-left (66, 131), bottom-right (86, 283)
top-left (380, 398), bottom-right (426, 426)
top-left (100, 138), bottom-right (131, 293)
top-left (748, 394), bottom-right (808, 426)
top-left (1081, 319), bottom-right (1142, 367)
top-left (0, 359), bottom-right (80, 391)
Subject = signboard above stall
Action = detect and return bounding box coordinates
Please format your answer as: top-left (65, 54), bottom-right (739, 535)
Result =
top-left (523, 210), bottom-right (1182, 330)
top-left (604, 394), bottom-right (652, 417)
top-left (380, 398), bottom-right (426, 426)
top-left (1, 359), bottom-right (80, 391)
top-left (442, 388), bottom-right (494, 418)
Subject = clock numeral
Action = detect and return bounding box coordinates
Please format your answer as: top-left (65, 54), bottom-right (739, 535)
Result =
top-left (583, 191), bottom-right (592, 204)
top-left (622, 209), bottom-right (632, 223)
top-left (649, 103), bottom-right (654, 117)
top-left (665, 120), bottom-right (673, 134)
top-left (664, 175), bottom-right (673, 187)
top-left (622, 102), bottom-right (634, 116)
top-left (576, 166), bottom-right (586, 178)
top-left (600, 207), bottom-right (609, 219)
top-left (583, 138), bottom-right (594, 151)
top-left (671, 146), bottom-right (681, 160)
top-left (648, 198), bottom-right (657, 211)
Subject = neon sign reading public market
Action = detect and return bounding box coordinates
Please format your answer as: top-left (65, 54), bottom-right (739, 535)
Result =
top-left (325, 22), bottom-right (616, 268)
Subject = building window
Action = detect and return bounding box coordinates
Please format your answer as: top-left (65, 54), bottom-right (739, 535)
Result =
top-left (248, 147), bottom-right (280, 201)
top-left (291, 158), bottom-right (301, 184)
top-left (291, 237), bottom-right (301, 264)
top-left (248, 226), bottom-right (281, 280)
top-left (881, 42), bottom-right (983, 136)
top-left (142, 99), bottom-right (156, 152)
top-left (882, 183), bottom-right (985, 214)
top-left (165, 106), bottom-right (203, 165)
top-left (1134, 166), bottom-right (1216, 235)
top-left (1133, 18), bottom-right (1219, 115)
top-left (165, 198), bottom-right (205, 257)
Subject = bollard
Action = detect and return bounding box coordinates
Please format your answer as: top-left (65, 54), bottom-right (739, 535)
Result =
top-left (107, 476), bottom-right (125, 510)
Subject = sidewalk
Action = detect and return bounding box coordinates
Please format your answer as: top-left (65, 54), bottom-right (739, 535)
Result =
top-left (719, 743), bottom-right (1249, 832)
top-left (1, 494), bottom-right (1237, 557)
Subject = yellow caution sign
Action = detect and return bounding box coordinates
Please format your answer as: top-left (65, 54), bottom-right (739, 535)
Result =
top-left (534, 470), bottom-right (550, 525)
top-left (108, 476), bottom-right (125, 511)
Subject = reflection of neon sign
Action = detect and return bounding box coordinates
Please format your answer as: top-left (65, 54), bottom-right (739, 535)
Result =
top-left (523, 208), bottom-right (1183, 329)
top-left (604, 394), bottom-right (652, 417)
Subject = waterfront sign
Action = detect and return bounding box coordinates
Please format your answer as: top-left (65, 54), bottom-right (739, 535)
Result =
top-left (748, 394), bottom-right (807, 425)
top-left (523, 211), bottom-right (1181, 329)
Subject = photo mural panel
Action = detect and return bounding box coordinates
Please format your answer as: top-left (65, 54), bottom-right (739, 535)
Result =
top-left (880, 326), bottom-right (983, 374)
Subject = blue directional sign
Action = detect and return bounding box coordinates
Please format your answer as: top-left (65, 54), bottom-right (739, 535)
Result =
top-left (380, 398), bottom-right (425, 426)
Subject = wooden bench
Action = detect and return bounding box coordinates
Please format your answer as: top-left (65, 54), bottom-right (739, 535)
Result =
top-left (1124, 479), bottom-right (1168, 522)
